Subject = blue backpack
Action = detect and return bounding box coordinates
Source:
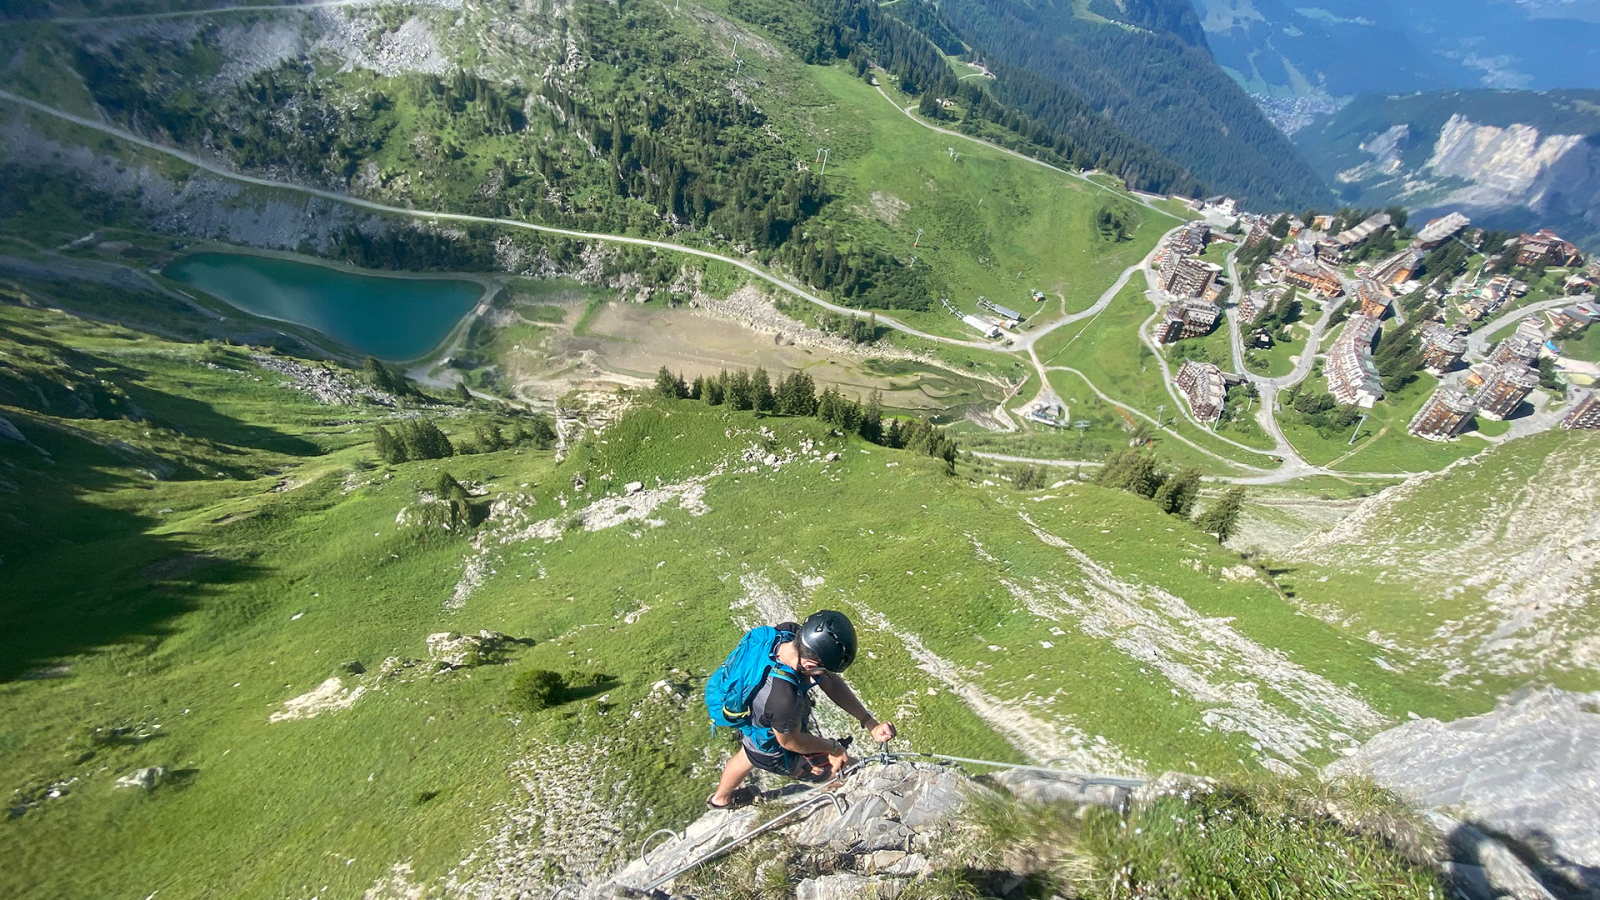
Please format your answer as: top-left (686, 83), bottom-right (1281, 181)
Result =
top-left (705, 626), bottom-right (800, 728)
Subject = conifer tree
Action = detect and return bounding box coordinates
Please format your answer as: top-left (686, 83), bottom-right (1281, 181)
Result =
top-left (728, 370), bottom-right (754, 410)
top-left (753, 367), bottom-right (776, 413)
top-left (528, 417), bottom-right (557, 450)
top-left (398, 420), bottom-right (455, 460)
top-left (884, 418), bottom-right (904, 448)
top-left (1195, 487), bottom-right (1246, 543)
top-left (1152, 466), bottom-right (1203, 517)
top-left (860, 390), bottom-right (884, 442)
top-left (373, 424), bottom-right (405, 463)
top-left (1095, 450), bottom-right (1166, 499)
top-left (704, 371), bottom-right (726, 406)
top-left (654, 366), bottom-right (686, 399)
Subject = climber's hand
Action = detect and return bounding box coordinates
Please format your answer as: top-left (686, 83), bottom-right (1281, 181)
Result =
top-left (826, 740), bottom-right (850, 780)
top-left (867, 720), bottom-right (897, 744)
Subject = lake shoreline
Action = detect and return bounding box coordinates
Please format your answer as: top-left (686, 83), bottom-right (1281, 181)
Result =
top-left (163, 249), bottom-right (492, 363)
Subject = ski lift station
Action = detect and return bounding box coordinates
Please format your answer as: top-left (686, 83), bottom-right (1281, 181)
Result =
top-left (961, 314), bottom-right (1003, 339)
top-left (978, 297), bottom-right (1023, 326)
top-left (1025, 400), bottom-right (1067, 426)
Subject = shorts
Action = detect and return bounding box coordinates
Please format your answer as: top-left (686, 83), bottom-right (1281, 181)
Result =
top-left (739, 730), bottom-right (833, 782)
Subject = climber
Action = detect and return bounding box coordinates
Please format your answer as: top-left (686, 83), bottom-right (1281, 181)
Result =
top-left (704, 610), bottom-right (897, 809)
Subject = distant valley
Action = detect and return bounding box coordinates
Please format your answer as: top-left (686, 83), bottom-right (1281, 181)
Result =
top-left (1196, 0), bottom-right (1600, 101)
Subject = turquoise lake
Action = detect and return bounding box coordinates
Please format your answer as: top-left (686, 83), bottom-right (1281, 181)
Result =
top-left (164, 253), bottom-right (483, 360)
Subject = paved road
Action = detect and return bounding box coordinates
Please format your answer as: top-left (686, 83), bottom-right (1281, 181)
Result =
top-left (2, 88), bottom-right (1478, 485)
top-left (0, 88), bottom-right (997, 352)
top-left (1464, 297), bottom-right (1575, 362)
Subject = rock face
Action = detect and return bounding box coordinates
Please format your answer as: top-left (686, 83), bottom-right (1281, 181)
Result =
top-left (1295, 91), bottom-right (1600, 246)
top-left (586, 762), bottom-right (970, 898)
top-left (584, 759), bottom-right (1137, 899)
top-left (994, 767), bottom-right (1134, 811)
top-left (1328, 687), bottom-right (1600, 877)
top-left (1422, 115), bottom-right (1600, 228)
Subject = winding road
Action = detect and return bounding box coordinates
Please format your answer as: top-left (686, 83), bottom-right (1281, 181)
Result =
top-left (0, 88), bottom-right (995, 352)
top-left (0, 84), bottom-right (1480, 485)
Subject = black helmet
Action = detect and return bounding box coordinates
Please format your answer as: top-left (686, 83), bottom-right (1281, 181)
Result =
top-left (799, 610), bottom-right (857, 672)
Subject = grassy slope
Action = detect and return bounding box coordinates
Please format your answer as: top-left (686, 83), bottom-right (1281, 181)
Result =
top-left (1563, 324), bottom-right (1600, 363)
top-left (1032, 278), bottom-right (1276, 470)
top-left (797, 65), bottom-right (1168, 338)
top-left (1275, 428), bottom-right (1600, 693)
top-left (0, 288), bottom-right (1474, 897)
top-left (1280, 371), bottom-right (1484, 473)
top-left (1244, 319), bottom-right (1312, 379)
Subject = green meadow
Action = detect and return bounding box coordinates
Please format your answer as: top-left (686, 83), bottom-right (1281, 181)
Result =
top-left (1, 282), bottom-right (1478, 897)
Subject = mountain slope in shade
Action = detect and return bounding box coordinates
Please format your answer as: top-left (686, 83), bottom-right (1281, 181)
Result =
top-left (934, 0), bottom-right (1331, 208)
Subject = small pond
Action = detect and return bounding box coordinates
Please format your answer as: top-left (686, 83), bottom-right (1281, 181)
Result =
top-left (165, 253), bottom-right (484, 360)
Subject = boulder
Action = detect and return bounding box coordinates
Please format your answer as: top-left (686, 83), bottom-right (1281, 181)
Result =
top-left (825, 452), bottom-right (842, 461)
top-left (625, 481), bottom-right (644, 494)
top-left (996, 768), bottom-right (1134, 811)
top-left (425, 630), bottom-right (517, 669)
top-left (339, 660), bottom-right (366, 675)
top-left (114, 767), bottom-right (168, 791)
top-left (1327, 687), bottom-right (1600, 873)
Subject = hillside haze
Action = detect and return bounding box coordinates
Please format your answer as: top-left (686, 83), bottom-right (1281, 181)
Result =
top-left (1198, 0), bottom-right (1600, 99)
top-left (1294, 89), bottom-right (1600, 248)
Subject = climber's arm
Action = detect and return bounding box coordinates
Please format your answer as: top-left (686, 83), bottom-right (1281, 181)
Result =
top-left (816, 673), bottom-right (896, 743)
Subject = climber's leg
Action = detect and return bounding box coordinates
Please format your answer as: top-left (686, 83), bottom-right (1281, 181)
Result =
top-left (709, 746), bottom-right (755, 808)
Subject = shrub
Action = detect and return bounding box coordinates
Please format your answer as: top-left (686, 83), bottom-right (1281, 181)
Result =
top-left (509, 669), bottom-right (567, 711)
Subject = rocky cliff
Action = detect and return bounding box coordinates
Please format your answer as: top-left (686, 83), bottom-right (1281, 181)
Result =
top-left (1329, 688), bottom-right (1600, 900)
top-left (1295, 90), bottom-right (1600, 249)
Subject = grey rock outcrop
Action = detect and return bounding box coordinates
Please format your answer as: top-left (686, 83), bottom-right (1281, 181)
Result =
top-left (584, 758), bottom-right (1141, 899)
top-left (425, 630), bottom-right (519, 669)
top-left (114, 767), bottom-right (169, 791)
top-left (588, 761), bottom-right (978, 899)
top-left (1328, 688), bottom-right (1600, 869)
top-left (1329, 687), bottom-right (1600, 897)
top-left (995, 767), bottom-right (1135, 811)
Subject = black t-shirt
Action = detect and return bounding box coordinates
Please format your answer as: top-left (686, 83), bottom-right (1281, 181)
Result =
top-left (749, 622), bottom-right (812, 735)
